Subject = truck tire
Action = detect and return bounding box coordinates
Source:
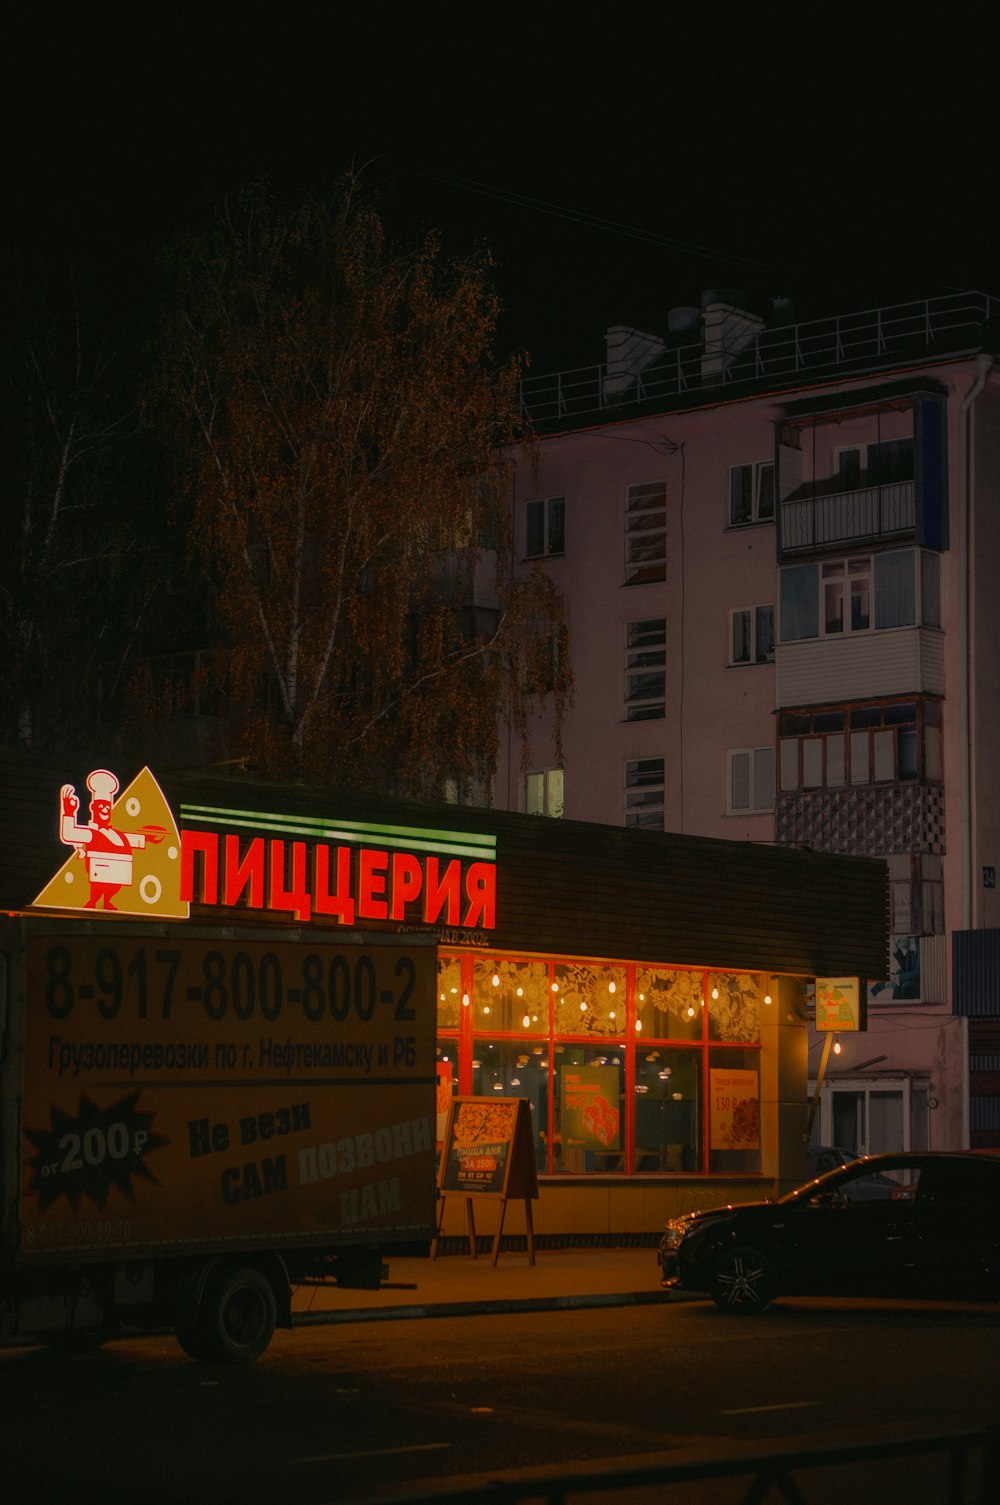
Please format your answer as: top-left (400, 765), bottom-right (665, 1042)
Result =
top-left (197, 1265), bottom-right (277, 1363)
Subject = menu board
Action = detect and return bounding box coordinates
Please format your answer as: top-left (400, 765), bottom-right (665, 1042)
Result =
top-left (438, 1097), bottom-right (537, 1200)
top-left (709, 1067), bottom-right (760, 1151)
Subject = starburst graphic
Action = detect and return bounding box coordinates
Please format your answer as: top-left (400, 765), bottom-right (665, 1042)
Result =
top-left (25, 1092), bottom-right (167, 1212)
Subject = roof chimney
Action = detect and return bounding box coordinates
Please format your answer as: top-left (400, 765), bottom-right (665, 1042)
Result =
top-left (701, 298), bottom-right (764, 384)
top-left (604, 325), bottom-right (665, 398)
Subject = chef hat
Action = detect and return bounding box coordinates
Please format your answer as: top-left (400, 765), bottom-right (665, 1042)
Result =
top-left (87, 769), bottom-right (120, 803)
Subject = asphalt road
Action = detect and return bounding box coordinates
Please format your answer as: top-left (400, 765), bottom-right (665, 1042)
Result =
top-left (3, 1298), bottom-right (999, 1504)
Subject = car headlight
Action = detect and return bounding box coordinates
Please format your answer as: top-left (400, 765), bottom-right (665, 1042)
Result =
top-left (661, 1218), bottom-right (690, 1252)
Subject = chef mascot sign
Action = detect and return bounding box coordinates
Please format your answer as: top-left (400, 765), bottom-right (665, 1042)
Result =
top-left (33, 767), bottom-right (189, 919)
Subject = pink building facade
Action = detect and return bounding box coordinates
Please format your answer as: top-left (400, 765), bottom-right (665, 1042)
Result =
top-left (496, 291), bottom-right (1000, 1157)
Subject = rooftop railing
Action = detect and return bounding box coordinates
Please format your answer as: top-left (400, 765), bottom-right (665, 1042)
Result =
top-left (519, 291), bottom-right (997, 429)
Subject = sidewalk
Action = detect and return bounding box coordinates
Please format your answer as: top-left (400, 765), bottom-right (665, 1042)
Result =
top-left (291, 1246), bottom-right (684, 1326)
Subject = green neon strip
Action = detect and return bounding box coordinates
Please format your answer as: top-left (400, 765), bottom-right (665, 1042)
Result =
top-left (180, 804), bottom-right (496, 861)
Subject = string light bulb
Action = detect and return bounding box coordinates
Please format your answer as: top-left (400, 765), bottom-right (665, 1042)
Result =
top-left (833, 1035), bottom-right (842, 1055)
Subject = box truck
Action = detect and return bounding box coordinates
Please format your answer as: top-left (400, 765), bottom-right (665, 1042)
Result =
top-left (0, 919), bottom-right (437, 1361)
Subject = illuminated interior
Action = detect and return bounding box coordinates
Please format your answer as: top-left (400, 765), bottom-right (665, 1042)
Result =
top-left (437, 953), bottom-right (767, 1176)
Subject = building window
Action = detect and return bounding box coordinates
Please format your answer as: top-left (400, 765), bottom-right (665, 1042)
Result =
top-left (625, 481), bottom-right (667, 584)
top-left (440, 952), bottom-right (764, 1176)
top-left (730, 605), bottom-right (774, 665)
top-left (525, 496), bottom-right (565, 559)
top-left (779, 699), bottom-right (941, 790)
top-left (832, 439), bottom-right (913, 492)
top-left (729, 462), bottom-right (774, 527)
top-left (625, 619), bottom-right (666, 719)
top-left (728, 747), bottom-right (774, 813)
top-left (780, 549), bottom-right (940, 642)
top-left (625, 758), bottom-right (665, 830)
top-left (523, 768), bottom-right (564, 818)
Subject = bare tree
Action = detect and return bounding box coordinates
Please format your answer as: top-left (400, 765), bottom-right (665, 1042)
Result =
top-left (1, 272), bottom-right (148, 752)
top-left (149, 182), bottom-right (570, 795)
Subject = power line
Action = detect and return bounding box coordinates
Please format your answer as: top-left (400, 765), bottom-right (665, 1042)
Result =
top-left (404, 162), bottom-right (782, 276)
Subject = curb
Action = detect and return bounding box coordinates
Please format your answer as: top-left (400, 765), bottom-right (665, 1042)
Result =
top-left (292, 1286), bottom-right (691, 1326)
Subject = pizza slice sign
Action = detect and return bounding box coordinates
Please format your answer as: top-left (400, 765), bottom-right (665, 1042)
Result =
top-left (33, 766), bottom-right (189, 919)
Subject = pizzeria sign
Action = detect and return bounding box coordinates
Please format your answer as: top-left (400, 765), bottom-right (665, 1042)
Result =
top-left (30, 766), bottom-right (497, 932)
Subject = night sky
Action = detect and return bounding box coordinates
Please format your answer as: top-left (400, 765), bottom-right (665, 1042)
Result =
top-left (6, 5), bottom-right (996, 372)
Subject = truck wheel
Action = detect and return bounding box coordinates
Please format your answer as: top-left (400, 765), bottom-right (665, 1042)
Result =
top-left (199, 1265), bottom-right (277, 1363)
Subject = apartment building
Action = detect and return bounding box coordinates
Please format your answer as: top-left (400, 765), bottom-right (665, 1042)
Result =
top-left (497, 290), bottom-right (1000, 1155)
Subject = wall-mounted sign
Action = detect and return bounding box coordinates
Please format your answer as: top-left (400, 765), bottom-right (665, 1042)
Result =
top-left (31, 768), bottom-right (497, 932)
top-left (34, 768), bottom-right (187, 920)
top-left (815, 976), bottom-right (862, 1031)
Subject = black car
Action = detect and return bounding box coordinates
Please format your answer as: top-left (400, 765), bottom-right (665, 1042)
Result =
top-left (659, 1151), bottom-right (1000, 1314)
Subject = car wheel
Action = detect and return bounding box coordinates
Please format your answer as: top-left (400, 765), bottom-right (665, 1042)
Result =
top-left (710, 1244), bottom-right (778, 1314)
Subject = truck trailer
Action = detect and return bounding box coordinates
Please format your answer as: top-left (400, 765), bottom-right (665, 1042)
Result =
top-left (0, 919), bottom-right (437, 1361)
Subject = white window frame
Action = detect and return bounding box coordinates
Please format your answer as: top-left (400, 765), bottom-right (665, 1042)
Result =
top-left (807, 1078), bottom-right (925, 1157)
top-left (728, 461), bottom-right (775, 527)
top-left (729, 605), bottom-right (775, 665)
top-left (780, 548), bottom-right (937, 644)
top-left (522, 768), bottom-right (564, 818)
top-left (625, 758), bottom-right (665, 830)
top-left (625, 481), bottom-right (667, 584)
top-left (625, 619), bottom-right (666, 719)
top-left (524, 496), bottom-right (565, 560)
top-left (727, 747), bottom-right (774, 814)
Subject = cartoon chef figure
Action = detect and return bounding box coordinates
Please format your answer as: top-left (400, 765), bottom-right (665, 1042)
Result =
top-left (59, 769), bottom-right (163, 910)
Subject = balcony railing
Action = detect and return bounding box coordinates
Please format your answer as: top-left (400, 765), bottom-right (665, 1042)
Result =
top-left (781, 480), bottom-right (915, 552)
top-left (518, 290), bottom-right (997, 429)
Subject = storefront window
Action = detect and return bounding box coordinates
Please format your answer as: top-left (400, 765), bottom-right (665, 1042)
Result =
top-left (437, 956), bottom-right (464, 1030)
top-left (436, 1044), bottom-right (458, 1149)
top-left (553, 962), bottom-right (626, 1035)
top-left (552, 1043), bottom-right (625, 1174)
top-left (439, 951), bottom-right (767, 1178)
top-left (470, 1039), bottom-right (548, 1170)
top-left (707, 973), bottom-right (763, 1044)
top-left (707, 1046), bottom-right (762, 1173)
top-left (634, 1048), bottom-right (701, 1171)
top-left (472, 956), bottom-right (548, 1034)
top-left (636, 966), bottom-right (704, 1040)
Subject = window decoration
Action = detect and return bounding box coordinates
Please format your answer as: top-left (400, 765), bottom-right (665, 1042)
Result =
top-left (707, 972), bottom-right (763, 1043)
top-left (553, 962), bottom-right (626, 1036)
top-left (473, 957), bottom-right (549, 1033)
top-left (635, 966), bottom-right (704, 1038)
top-left (437, 955), bottom-right (463, 1029)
